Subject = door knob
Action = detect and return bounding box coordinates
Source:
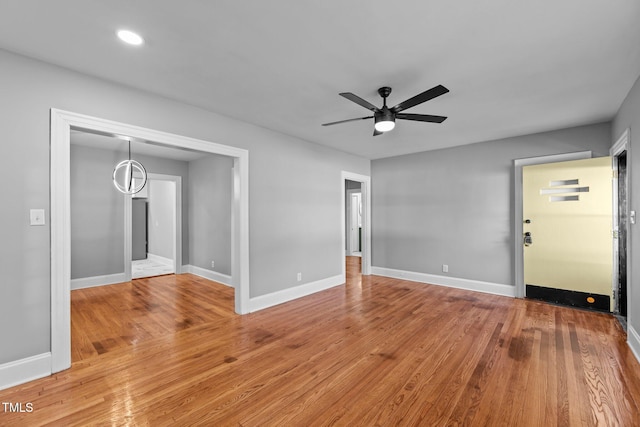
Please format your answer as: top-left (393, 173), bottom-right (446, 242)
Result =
top-left (524, 232), bottom-right (532, 246)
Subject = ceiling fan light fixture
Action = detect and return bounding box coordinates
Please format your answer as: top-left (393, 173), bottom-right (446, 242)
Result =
top-left (374, 120), bottom-right (395, 132)
top-left (117, 29), bottom-right (144, 46)
top-left (374, 110), bottom-right (395, 132)
top-left (322, 84), bottom-right (448, 135)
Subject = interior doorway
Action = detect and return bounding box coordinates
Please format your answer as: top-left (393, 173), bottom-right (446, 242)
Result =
top-left (51, 109), bottom-right (250, 374)
top-left (341, 171), bottom-right (371, 280)
top-left (130, 175), bottom-right (180, 280)
top-left (346, 182), bottom-right (362, 257)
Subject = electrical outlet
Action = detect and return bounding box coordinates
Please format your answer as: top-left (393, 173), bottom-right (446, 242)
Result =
top-left (442, 264), bottom-right (449, 273)
top-left (297, 272), bottom-right (302, 281)
top-left (211, 261), bottom-right (215, 269)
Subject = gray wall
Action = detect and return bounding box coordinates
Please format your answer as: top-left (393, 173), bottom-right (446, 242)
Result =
top-left (69, 143), bottom-right (190, 280)
top-left (371, 123), bottom-right (612, 286)
top-left (0, 49), bottom-right (369, 364)
top-left (148, 180), bottom-right (176, 260)
top-left (70, 145), bottom-right (125, 278)
top-left (189, 154), bottom-right (233, 275)
top-left (612, 73), bottom-right (640, 342)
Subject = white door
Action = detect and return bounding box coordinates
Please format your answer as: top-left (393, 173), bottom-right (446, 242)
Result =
top-left (523, 156), bottom-right (613, 311)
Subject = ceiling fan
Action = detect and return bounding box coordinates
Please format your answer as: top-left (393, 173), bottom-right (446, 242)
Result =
top-left (322, 85), bottom-right (449, 136)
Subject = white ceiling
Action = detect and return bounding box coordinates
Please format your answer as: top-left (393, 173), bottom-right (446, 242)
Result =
top-left (2, 0), bottom-right (639, 159)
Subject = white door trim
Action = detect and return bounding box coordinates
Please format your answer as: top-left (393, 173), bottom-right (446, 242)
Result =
top-left (51, 109), bottom-right (250, 374)
top-left (513, 151), bottom-right (592, 298)
top-left (341, 172), bottom-right (371, 277)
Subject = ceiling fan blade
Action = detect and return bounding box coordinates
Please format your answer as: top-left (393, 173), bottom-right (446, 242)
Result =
top-left (391, 85), bottom-right (449, 113)
top-left (373, 128), bottom-right (383, 136)
top-left (322, 116), bottom-right (373, 126)
top-left (339, 92), bottom-right (380, 112)
top-left (396, 113), bottom-right (447, 123)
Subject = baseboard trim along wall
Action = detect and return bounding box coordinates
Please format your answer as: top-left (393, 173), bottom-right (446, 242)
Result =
top-left (371, 267), bottom-right (516, 298)
top-left (248, 274), bottom-right (345, 313)
top-left (147, 253), bottom-right (174, 268)
top-left (628, 325), bottom-right (640, 365)
top-left (70, 272), bottom-right (128, 290)
top-left (71, 267), bottom-right (233, 290)
top-left (0, 352), bottom-right (51, 391)
top-left (184, 265), bottom-right (233, 288)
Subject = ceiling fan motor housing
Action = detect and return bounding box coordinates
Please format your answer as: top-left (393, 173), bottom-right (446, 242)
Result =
top-left (375, 107), bottom-right (395, 124)
top-left (378, 86), bottom-right (392, 99)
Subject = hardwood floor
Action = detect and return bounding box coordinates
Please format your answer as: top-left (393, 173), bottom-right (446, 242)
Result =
top-left (1, 257), bottom-right (640, 426)
top-left (70, 273), bottom-right (235, 362)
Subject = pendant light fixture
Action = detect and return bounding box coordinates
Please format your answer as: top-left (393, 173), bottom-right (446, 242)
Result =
top-left (112, 139), bottom-right (147, 194)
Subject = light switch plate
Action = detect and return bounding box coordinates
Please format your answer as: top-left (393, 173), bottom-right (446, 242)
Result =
top-left (30, 209), bottom-right (45, 226)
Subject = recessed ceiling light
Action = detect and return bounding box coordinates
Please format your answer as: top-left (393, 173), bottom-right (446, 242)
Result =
top-left (117, 30), bottom-right (144, 46)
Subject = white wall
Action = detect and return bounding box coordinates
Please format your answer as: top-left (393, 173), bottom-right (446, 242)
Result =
top-left (148, 180), bottom-right (175, 260)
top-left (0, 48), bottom-right (369, 366)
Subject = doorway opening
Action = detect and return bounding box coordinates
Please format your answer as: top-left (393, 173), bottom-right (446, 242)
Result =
top-left (131, 175), bottom-right (179, 280)
top-left (51, 109), bottom-right (250, 374)
top-left (346, 181), bottom-right (362, 257)
top-left (341, 171), bottom-right (371, 280)
top-left (522, 156), bottom-right (613, 311)
top-left (515, 140), bottom-right (630, 317)
top-left (514, 150), bottom-right (592, 299)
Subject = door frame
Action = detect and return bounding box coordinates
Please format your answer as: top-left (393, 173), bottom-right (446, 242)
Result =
top-left (341, 171), bottom-right (371, 277)
top-left (125, 173), bottom-right (182, 280)
top-left (611, 128), bottom-right (630, 317)
top-left (513, 151), bottom-right (592, 298)
top-left (51, 109), bottom-right (250, 373)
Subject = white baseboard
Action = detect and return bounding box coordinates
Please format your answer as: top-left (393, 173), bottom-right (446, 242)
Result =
top-left (70, 272), bottom-right (127, 290)
top-left (0, 353), bottom-right (51, 391)
top-left (249, 274), bottom-right (344, 312)
top-left (371, 266), bottom-right (515, 297)
top-left (628, 324), bottom-right (640, 365)
top-left (147, 253), bottom-right (174, 268)
top-left (183, 264), bottom-right (233, 288)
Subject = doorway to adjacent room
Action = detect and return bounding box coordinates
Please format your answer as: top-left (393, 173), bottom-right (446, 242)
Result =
top-left (130, 174), bottom-right (180, 280)
top-left (341, 171), bottom-right (371, 279)
top-left (51, 109), bottom-right (250, 374)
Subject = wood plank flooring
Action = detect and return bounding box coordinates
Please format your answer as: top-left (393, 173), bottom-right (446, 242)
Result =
top-left (1, 257), bottom-right (640, 426)
top-left (70, 273), bottom-right (236, 362)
